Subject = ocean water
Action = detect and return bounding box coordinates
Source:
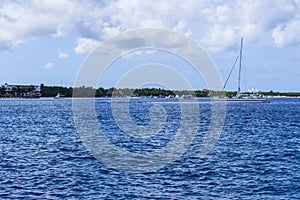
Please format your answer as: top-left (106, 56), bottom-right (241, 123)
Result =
top-left (0, 98), bottom-right (299, 199)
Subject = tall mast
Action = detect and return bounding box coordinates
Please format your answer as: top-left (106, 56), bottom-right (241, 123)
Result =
top-left (238, 38), bottom-right (243, 93)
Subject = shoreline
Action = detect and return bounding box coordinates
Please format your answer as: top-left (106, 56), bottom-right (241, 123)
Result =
top-left (1, 95), bottom-right (300, 99)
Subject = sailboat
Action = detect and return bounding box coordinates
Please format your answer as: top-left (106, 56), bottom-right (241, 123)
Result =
top-left (214, 38), bottom-right (269, 103)
top-left (54, 93), bottom-right (61, 99)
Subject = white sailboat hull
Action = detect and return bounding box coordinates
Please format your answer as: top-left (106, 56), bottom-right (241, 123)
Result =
top-left (213, 98), bottom-right (270, 103)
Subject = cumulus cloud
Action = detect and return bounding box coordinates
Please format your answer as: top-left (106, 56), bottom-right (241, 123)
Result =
top-left (0, 0), bottom-right (300, 52)
top-left (0, 0), bottom-right (81, 50)
top-left (58, 52), bottom-right (69, 59)
top-left (272, 18), bottom-right (300, 47)
top-left (74, 38), bottom-right (100, 54)
top-left (43, 62), bottom-right (54, 69)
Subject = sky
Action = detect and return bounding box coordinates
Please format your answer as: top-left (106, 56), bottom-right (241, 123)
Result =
top-left (0, 0), bottom-right (299, 92)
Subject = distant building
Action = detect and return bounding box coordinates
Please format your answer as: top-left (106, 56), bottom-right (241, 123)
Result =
top-left (202, 88), bottom-right (210, 93)
top-left (202, 88), bottom-right (211, 97)
top-left (1, 83), bottom-right (41, 98)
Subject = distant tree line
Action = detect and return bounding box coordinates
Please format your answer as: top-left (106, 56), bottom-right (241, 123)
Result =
top-left (2, 84), bottom-right (297, 98)
top-left (260, 91), bottom-right (300, 97)
top-left (40, 84), bottom-right (73, 97)
top-left (40, 84), bottom-right (210, 98)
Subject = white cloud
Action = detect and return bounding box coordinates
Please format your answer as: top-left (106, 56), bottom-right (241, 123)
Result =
top-left (173, 20), bottom-right (191, 37)
top-left (58, 52), bottom-right (69, 59)
top-left (272, 18), bottom-right (300, 47)
top-left (43, 62), bottom-right (54, 69)
top-left (0, 0), bottom-right (300, 52)
top-left (74, 38), bottom-right (100, 54)
top-left (201, 24), bottom-right (238, 52)
top-left (121, 49), bottom-right (158, 60)
top-left (200, 0), bottom-right (299, 51)
top-left (0, 0), bottom-right (81, 50)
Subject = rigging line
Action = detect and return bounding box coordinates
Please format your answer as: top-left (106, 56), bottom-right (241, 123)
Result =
top-left (222, 55), bottom-right (239, 91)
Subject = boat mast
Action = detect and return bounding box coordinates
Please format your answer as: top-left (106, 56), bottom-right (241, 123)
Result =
top-left (238, 38), bottom-right (243, 93)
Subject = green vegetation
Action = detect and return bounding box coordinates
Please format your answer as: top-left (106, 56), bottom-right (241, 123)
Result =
top-left (260, 91), bottom-right (300, 97)
top-left (41, 84), bottom-right (73, 97)
top-left (0, 84), bottom-right (39, 98)
top-left (1, 83), bottom-right (299, 98)
top-left (0, 86), bottom-right (6, 96)
top-left (69, 86), bottom-right (210, 98)
top-left (39, 85), bottom-right (300, 98)
top-left (41, 85), bottom-right (211, 98)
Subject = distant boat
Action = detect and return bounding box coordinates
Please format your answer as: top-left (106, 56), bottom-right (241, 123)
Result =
top-left (214, 38), bottom-right (269, 103)
top-left (181, 94), bottom-right (193, 99)
top-left (54, 93), bottom-right (61, 99)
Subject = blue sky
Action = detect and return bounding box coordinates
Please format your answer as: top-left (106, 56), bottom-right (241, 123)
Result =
top-left (0, 0), bottom-right (299, 92)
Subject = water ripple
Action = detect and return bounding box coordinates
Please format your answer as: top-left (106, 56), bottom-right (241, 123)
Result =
top-left (0, 98), bottom-right (299, 199)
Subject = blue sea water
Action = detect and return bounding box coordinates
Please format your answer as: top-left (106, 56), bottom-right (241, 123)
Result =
top-left (0, 98), bottom-right (299, 199)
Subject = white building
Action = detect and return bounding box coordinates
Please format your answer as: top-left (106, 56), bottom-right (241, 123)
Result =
top-left (1, 83), bottom-right (41, 98)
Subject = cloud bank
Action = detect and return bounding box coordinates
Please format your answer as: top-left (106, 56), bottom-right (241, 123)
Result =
top-left (0, 0), bottom-right (299, 53)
